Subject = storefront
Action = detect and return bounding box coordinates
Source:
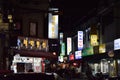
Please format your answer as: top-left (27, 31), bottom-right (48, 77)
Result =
top-left (10, 36), bottom-right (57, 73)
top-left (82, 40), bottom-right (120, 78)
top-left (11, 54), bottom-right (44, 73)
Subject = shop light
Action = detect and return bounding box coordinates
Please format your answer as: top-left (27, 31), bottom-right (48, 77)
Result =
top-left (73, 63), bottom-right (77, 66)
top-left (53, 52), bottom-right (56, 55)
top-left (8, 14), bottom-right (12, 19)
top-left (9, 19), bottom-right (13, 23)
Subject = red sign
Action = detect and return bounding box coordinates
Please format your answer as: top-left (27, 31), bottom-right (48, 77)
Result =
top-left (69, 54), bottom-right (74, 60)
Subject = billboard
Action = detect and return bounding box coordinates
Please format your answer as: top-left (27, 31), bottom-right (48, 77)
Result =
top-left (78, 31), bottom-right (83, 50)
top-left (17, 36), bottom-right (48, 51)
top-left (114, 38), bottom-right (120, 50)
top-left (67, 37), bottom-right (72, 55)
top-left (48, 13), bottom-right (58, 39)
top-left (82, 46), bottom-right (94, 56)
top-left (75, 51), bottom-right (82, 59)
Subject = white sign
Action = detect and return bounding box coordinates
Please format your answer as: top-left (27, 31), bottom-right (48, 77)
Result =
top-left (67, 37), bottom-right (72, 55)
top-left (75, 51), bottom-right (82, 59)
top-left (48, 13), bottom-right (58, 39)
top-left (78, 31), bottom-right (83, 50)
top-left (13, 56), bottom-right (33, 63)
top-left (114, 38), bottom-right (120, 50)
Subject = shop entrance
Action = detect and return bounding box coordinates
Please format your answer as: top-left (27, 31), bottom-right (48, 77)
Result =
top-left (17, 63), bottom-right (25, 73)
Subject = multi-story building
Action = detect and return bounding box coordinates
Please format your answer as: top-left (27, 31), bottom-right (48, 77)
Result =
top-left (0, 0), bottom-right (60, 72)
top-left (66, 0), bottom-right (120, 78)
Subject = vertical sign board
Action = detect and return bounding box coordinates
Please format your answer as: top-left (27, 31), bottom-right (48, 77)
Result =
top-left (17, 38), bottom-right (21, 48)
top-left (99, 44), bottom-right (106, 53)
top-left (67, 37), bottom-right (72, 55)
top-left (90, 35), bottom-right (98, 46)
top-left (78, 31), bottom-right (83, 50)
top-left (48, 13), bottom-right (58, 39)
top-left (61, 43), bottom-right (65, 56)
top-left (60, 32), bottom-right (63, 44)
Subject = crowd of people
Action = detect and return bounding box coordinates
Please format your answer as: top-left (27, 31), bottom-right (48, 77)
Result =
top-left (45, 62), bottom-right (86, 80)
top-left (45, 62), bottom-right (106, 80)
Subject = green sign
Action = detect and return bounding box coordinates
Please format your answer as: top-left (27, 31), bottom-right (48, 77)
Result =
top-left (60, 43), bottom-right (65, 56)
top-left (82, 46), bottom-right (94, 56)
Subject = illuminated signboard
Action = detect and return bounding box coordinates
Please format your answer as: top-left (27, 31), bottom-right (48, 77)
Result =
top-left (90, 35), bottom-right (98, 46)
top-left (75, 51), bottom-right (82, 59)
top-left (114, 38), bottom-right (120, 50)
top-left (60, 43), bottom-right (65, 56)
top-left (17, 38), bottom-right (21, 47)
top-left (99, 44), bottom-right (106, 53)
top-left (67, 37), bottom-right (72, 55)
top-left (59, 32), bottom-right (63, 44)
top-left (48, 13), bottom-right (58, 39)
top-left (36, 40), bottom-right (40, 48)
top-left (17, 36), bottom-right (48, 51)
top-left (82, 46), bottom-right (94, 56)
top-left (69, 54), bottom-right (74, 60)
top-left (13, 56), bottom-right (33, 63)
top-left (78, 31), bottom-right (83, 50)
top-left (29, 40), bottom-right (35, 48)
top-left (42, 41), bottom-right (47, 48)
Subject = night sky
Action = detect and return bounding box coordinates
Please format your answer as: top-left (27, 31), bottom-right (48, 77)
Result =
top-left (50, 0), bottom-right (98, 32)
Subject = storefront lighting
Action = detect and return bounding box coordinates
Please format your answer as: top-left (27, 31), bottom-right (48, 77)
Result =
top-left (53, 52), bottom-right (56, 55)
top-left (8, 14), bottom-right (12, 19)
top-left (42, 42), bottom-right (46, 48)
top-left (9, 19), bottom-right (13, 23)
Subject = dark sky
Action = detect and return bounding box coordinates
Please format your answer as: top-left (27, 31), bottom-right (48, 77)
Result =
top-left (4, 0), bottom-right (98, 34)
top-left (50, 0), bottom-right (98, 32)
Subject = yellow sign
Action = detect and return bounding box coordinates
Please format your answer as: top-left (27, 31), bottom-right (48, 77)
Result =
top-left (99, 44), bottom-right (106, 53)
top-left (23, 39), bottom-right (28, 47)
top-left (36, 41), bottom-right (40, 48)
top-left (30, 40), bottom-right (34, 47)
top-left (90, 35), bottom-right (98, 46)
top-left (42, 41), bottom-right (46, 48)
